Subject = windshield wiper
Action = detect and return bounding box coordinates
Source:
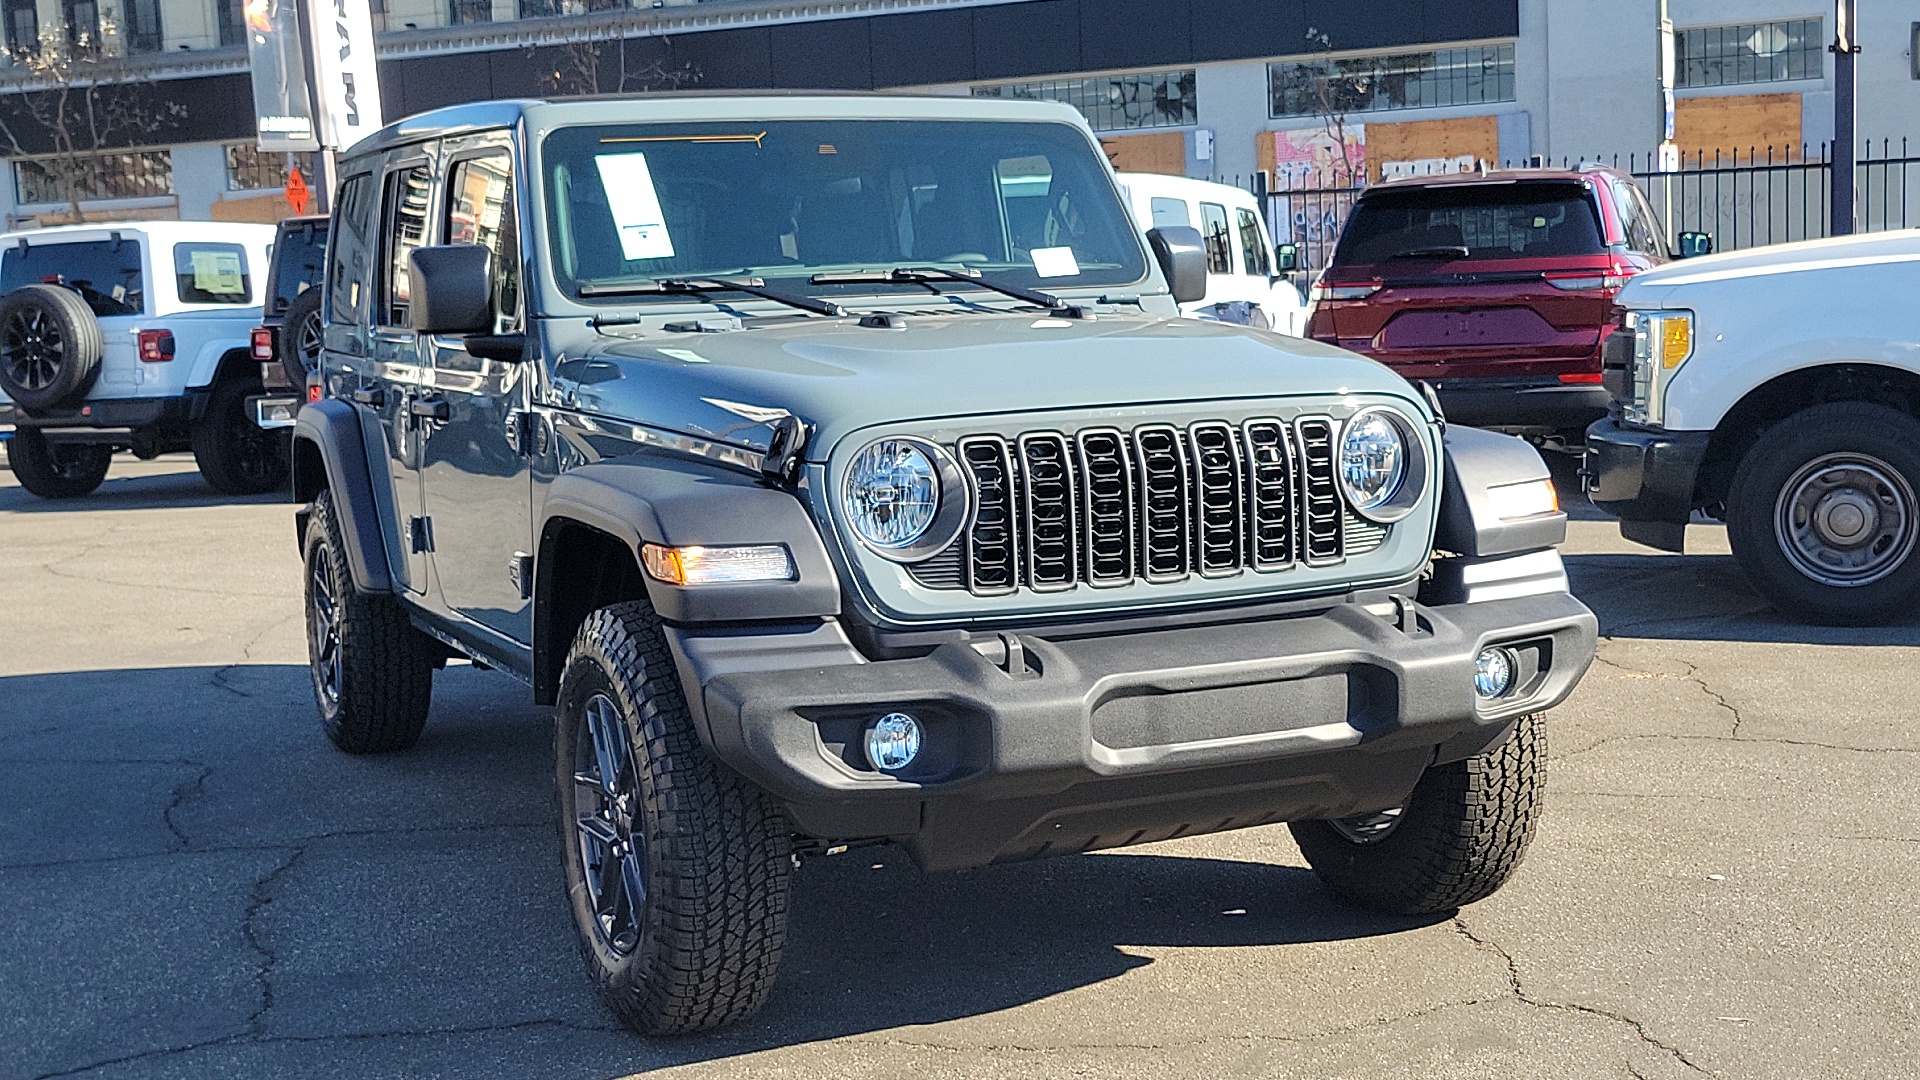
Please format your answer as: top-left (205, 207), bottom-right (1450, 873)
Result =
top-left (1386, 245), bottom-right (1471, 260)
top-left (577, 277), bottom-right (846, 317)
top-left (809, 267), bottom-right (1067, 311)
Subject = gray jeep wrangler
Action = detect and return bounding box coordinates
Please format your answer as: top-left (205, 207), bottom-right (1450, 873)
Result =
top-left (291, 94), bottom-right (1597, 1035)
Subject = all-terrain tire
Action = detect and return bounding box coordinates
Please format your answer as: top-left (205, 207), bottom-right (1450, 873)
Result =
top-left (193, 376), bottom-right (289, 495)
top-left (1725, 402), bottom-right (1920, 626)
top-left (5, 428), bottom-right (110, 498)
top-left (556, 601), bottom-right (792, 1035)
top-left (302, 489), bottom-right (435, 753)
top-left (279, 287), bottom-right (324, 388)
top-left (0, 284), bottom-right (103, 409)
top-left (1292, 712), bottom-right (1545, 914)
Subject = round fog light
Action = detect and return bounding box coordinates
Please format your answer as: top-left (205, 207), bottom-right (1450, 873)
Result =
top-left (1474, 647), bottom-right (1517, 699)
top-left (865, 712), bottom-right (922, 772)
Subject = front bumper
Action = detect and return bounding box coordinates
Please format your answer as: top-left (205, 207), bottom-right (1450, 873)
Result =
top-left (676, 588), bottom-right (1596, 872)
top-left (1431, 377), bottom-right (1612, 433)
top-left (1582, 417), bottom-right (1710, 552)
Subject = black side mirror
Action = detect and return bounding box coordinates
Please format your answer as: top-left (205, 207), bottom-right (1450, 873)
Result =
top-left (1274, 242), bottom-right (1299, 273)
top-left (1146, 225), bottom-right (1207, 304)
top-left (409, 244), bottom-right (493, 335)
top-left (1676, 231), bottom-right (1714, 259)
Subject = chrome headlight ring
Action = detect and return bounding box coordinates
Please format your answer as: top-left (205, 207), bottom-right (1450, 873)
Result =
top-left (839, 435), bottom-right (971, 563)
top-left (1339, 406), bottom-right (1427, 524)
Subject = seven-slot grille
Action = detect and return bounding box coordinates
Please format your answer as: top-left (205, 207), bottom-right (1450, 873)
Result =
top-left (940, 418), bottom-right (1370, 596)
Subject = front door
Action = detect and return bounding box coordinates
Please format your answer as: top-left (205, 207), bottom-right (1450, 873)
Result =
top-left (420, 145), bottom-right (534, 643)
top-left (367, 158), bottom-right (437, 593)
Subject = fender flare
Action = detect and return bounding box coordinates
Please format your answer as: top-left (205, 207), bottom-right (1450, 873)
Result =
top-left (1435, 425), bottom-right (1567, 557)
top-left (537, 457), bottom-right (840, 626)
top-left (184, 338), bottom-right (250, 390)
top-left (291, 398), bottom-right (394, 593)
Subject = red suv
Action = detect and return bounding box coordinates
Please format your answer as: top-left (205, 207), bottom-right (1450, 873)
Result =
top-left (1305, 165), bottom-right (1668, 447)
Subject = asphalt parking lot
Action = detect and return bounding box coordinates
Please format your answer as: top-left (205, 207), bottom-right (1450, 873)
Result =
top-left (3, 451), bottom-right (1917, 1080)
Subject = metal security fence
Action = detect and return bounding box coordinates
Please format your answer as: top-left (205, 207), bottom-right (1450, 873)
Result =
top-left (1245, 141), bottom-right (1920, 277)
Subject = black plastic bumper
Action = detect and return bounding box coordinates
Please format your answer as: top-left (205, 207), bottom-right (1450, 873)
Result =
top-left (678, 590), bottom-right (1596, 872)
top-left (1433, 378), bottom-right (1612, 432)
top-left (1582, 417), bottom-right (1710, 552)
top-left (1, 393), bottom-right (203, 434)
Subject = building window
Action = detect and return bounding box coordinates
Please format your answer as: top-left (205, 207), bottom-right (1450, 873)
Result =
top-left (972, 70), bottom-right (1196, 132)
top-left (1676, 19), bottom-right (1823, 88)
top-left (226, 143), bottom-right (318, 191)
top-left (216, 0), bottom-right (244, 47)
top-left (63, 0), bottom-right (100, 55)
top-left (122, 0), bottom-right (162, 54)
top-left (448, 0), bottom-right (491, 24)
top-left (14, 149), bottom-right (173, 204)
top-left (1269, 43), bottom-right (1515, 119)
top-left (4, 0), bottom-right (38, 55)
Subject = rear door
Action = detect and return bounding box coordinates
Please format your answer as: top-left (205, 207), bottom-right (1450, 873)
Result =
top-left (366, 155), bottom-right (438, 594)
top-left (1319, 181), bottom-right (1619, 379)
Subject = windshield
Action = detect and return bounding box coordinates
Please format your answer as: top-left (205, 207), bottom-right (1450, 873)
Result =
top-left (541, 120), bottom-right (1147, 303)
top-left (1334, 182), bottom-right (1605, 266)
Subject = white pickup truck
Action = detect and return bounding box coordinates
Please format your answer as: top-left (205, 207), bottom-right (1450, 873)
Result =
top-left (0, 221), bottom-right (282, 498)
top-left (1585, 229), bottom-right (1920, 625)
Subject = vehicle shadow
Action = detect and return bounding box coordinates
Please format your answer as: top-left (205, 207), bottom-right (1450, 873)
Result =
top-left (0, 663), bottom-right (1445, 1079)
top-left (0, 450), bottom-right (289, 513)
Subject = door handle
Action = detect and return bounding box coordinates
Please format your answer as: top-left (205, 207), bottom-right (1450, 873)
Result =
top-left (351, 386), bottom-right (385, 408)
top-left (409, 396), bottom-right (450, 421)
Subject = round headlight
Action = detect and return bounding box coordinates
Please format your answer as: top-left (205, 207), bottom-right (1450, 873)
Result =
top-left (843, 438), bottom-right (941, 550)
top-left (1339, 409), bottom-right (1410, 518)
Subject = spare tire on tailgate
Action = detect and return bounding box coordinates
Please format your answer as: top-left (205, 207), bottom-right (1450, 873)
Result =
top-left (279, 286), bottom-right (324, 387)
top-left (0, 284), bottom-right (104, 410)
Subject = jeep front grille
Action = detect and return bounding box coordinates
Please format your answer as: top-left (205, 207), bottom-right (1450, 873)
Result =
top-left (921, 418), bottom-right (1384, 595)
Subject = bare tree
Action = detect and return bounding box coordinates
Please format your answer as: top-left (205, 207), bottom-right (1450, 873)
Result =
top-left (0, 23), bottom-right (185, 224)
top-left (1291, 27), bottom-right (1380, 189)
top-left (535, 33), bottom-right (700, 98)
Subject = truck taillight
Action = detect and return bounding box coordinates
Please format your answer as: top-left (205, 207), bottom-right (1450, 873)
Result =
top-left (138, 329), bottom-right (174, 363)
top-left (1311, 280), bottom-right (1382, 302)
top-left (250, 326), bottom-right (274, 361)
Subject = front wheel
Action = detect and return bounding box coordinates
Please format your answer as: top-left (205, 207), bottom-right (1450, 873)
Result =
top-left (1291, 712), bottom-right (1545, 914)
top-left (556, 601), bottom-right (792, 1035)
top-left (193, 377), bottom-right (288, 495)
top-left (1725, 402), bottom-right (1920, 626)
top-left (6, 428), bottom-right (110, 498)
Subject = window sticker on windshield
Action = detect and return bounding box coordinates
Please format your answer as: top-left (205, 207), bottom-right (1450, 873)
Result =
top-left (1030, 246), bottom-right (1080, 278)
top-left (593, 153), bottom-right (676, 261)
top-left (190, 249), bottom-right (245, 294)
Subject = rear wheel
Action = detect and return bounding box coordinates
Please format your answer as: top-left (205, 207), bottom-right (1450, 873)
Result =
top-left (193, 376), bottom-right (288, 495)
top-left (556, 601), bottom-right (792, 1034)
top-left (6, 428), bottom-right (110, 498)
top-left (1726, 402), bottom-right (1920, 625)
top-left (1292, 713), bottom-right (1545, 914)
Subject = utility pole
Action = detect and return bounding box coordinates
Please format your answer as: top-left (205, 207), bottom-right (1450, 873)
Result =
top-left (1657, 0), bottom-right (1678, 242)
top-left (1831, 0), bottom-right (1859, 235)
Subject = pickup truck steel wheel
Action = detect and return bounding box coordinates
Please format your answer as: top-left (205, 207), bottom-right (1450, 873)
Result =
top-left (555, 601), bottom-right (792, 1035)
top-left (0, 284), bottom-right (103, 410)
top-left (193, 377), bottom-right (289, 495)
top-left (1727, 403), bottom-right (1920, 625)
top-left (302, 489), bottom-right (434, 753)
top-left (1291, 712), bottom-right (1544, 914)
top-left (5, 428), bottom-right (110, 498)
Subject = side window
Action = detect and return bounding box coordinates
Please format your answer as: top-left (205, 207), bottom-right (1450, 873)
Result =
top-left (1236, 207), bottom-right (1270, 276)
top-left (173, 243), bottom-right (251, 304)
top-left (1199, 201), bottom-right (1232, 274)
top-left (1149, 197), bottom-right (1190, 228)
top-left (1614, 181), bottom-right (1666, 258)
top-left (446, 152), bottom-right (520, 333)
top-left (379, 164), bottom-right (433, 328)
top-left (328, 174), bottom-right (374, 324)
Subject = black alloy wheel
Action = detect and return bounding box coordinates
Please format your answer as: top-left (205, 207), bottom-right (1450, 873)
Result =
top-left (5, 428), bottom-right (111, 498)
top-left (193, 378), bottom-right (289, 495)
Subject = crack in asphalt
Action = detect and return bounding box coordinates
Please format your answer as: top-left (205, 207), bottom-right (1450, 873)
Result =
top-left (1451, 916), bottom-right (1713, 1077)
top-left (1676, 660), bottom-right (1742, 736)
top-left (0, 820), bottom-right (552, 872)
top-left (242, 847), bottom-right (305, 1035)
top-left (162, 762), bottom-right (214, 851)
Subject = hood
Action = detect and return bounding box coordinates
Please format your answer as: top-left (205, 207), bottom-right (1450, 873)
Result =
top-left (547, 309), bottom-right (1421, 459)
top-left (1624, 229), bottom-right (1920, 302)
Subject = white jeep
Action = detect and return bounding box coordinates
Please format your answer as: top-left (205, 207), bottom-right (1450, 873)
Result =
top-left (1586, 229), bottom-right (1920, 624)
top-left (0, 221), bottom-right (282, 498)
top-left (1116, 172), bottom-right (1307, 335)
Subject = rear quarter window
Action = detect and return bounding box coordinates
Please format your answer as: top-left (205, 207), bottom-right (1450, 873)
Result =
top-left (173, 243), bottom-right (253, 304)
top-left (0, 239), bottom-right (145, 316)
top-left (1335, 182), bottom-right (1605, 265)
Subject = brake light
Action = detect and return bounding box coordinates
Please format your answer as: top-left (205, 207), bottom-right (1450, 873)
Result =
top-left (250, 326), bottom-right (274, 361)
top-left (1558, 372), bottom-right (1605, 384)
top-left (1312, 280), bottom-right (1382, 302)
top-left (137, 329), bottom-right (174, 363)
top-left (1545, 272), bottom-right (1629, 291)
top-left (307, 384), bottom-right (323, 403)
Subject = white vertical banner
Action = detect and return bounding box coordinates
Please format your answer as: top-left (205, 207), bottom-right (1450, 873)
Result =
top-left (306, 0), bottom-right (385, 152)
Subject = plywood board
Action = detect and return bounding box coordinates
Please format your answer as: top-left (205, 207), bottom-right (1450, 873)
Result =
top-left (1674, 92), bottom-right (1802, 164)
top-left (1365, 115), bottom-right (1500, 181)
top-left (1101, 131), bottom-right (1186, 176)
top-left (210, 193), bottom-right (294, 224)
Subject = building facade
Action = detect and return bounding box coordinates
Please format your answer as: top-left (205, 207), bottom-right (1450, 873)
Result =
top-left (0, 0), bottom-right (1914, 226)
